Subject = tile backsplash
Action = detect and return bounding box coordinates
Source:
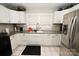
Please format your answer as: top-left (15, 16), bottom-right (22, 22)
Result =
top-left (0, 24), bottom-right (14, 33)
top-left (25, 24), bottom-right (61, 32)
top-left (0, 24), bottom-right (61, 33)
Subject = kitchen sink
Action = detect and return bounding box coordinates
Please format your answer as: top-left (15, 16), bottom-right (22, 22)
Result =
top-left (36, 31), bottom-right (43, 33)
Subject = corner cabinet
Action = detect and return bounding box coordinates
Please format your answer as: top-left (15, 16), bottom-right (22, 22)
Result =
top-left (53, 11), bottom-right (63, 24)
top-left (0, 5), bottom-right (10, 23)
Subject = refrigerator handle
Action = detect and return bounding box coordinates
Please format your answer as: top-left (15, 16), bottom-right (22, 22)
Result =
top-left (69, 16), bottom-right (77, 46)
top-left (68, 16), bottom-right (75, 45)
top-left (70, 16), bottom-right (77, 36)
top-left (71, 18), bottom-right (77, 41)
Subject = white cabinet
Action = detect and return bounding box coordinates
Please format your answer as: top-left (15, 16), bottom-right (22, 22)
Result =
top-left (19, 11), bottom-right (26, 23)
top-left (17, 33), bottom-right (28, 45)
top-left (0, 5), bottom-right (26, 24)
top-left (16, 34), bottom-right (44, 45)
top-left (10, 34), bottom-right (19, 51)
top-left (53, 11), bottom-right (63, 24)
top-left (9, 10), bottom-right (26, 23)
top-left (9, 10), bottom-right (20, 23)
top-left (43, 34), bottom-right (61, 46)
top-left (10, 33), bottom-right (61, 47)
top-left (0, 5), bottom-right (10, 23)
top-left (25, 34), bottom-right (61, 46)
top-left (28, 34), bottom-right (43, 45)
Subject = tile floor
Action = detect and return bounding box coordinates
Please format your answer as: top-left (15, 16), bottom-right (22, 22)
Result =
top-left (12, 45), bottom-right (60, 56)
top-left (60, 45), bottom-right (74, 56)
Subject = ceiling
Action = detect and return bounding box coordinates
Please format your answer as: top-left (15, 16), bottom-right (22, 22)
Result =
top-left (0, 3), bottom-right (77, 12)
top-left (20, 3), bottom-right (70, 9)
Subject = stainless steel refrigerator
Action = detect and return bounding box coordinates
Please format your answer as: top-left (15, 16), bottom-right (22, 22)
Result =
top-left (60, 9), bottom-right (79, 56)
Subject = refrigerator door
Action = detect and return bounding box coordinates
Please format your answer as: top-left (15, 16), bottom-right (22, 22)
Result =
top-left (71, 10), bottom-right (79, 55)
top-left (61, 11), bottom-right (76, 48)
top-left (69, 16), bottom-right (77, 49)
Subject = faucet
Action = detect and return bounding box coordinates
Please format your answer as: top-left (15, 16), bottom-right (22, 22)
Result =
top-left (34, 23), bottom-right (41, 32)
top-left (36, 23), bottom-right (39, 30)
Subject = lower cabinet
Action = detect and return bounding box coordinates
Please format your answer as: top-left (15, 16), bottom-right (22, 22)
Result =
top-left (24, 34), bottom-right (61, 46)
top-left (27, 34), bottom-right (43, 45)
top-left (10, 33), bottom-right (61, 51)
top-left (16, 34), bottom-right (28, 45)
top-left (43, 34), bottom-right (61, 46)
top-left (10, 34), bottom-right (19, 51)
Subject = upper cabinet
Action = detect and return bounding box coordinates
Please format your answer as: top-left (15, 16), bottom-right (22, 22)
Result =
top-left (53, 11), bottom-right (63, 24)
top-left (9, 10), bottom-right (26, 24)
top-left (9, 10), bottom-right (20, 23)
top-left (0, 5), bottom-right (26, 24)
top-left (19, 11), bottom-right (26, 23)
top-left (0, 5), bottom-right (10, 23)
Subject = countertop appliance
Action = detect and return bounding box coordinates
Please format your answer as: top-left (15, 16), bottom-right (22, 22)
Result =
top-left (61, 9), bottom-right (79, 55)
top-left (0, 33), bottom-right (12, 56)
top-left (19, 27), bottom-right (23, 32)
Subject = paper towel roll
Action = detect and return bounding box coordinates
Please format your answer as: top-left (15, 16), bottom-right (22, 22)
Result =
top-left (5, 28), bottom-right (9, 34)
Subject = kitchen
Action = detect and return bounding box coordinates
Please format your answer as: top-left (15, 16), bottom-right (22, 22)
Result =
top-left (0, 3), bottom-right (79, 56)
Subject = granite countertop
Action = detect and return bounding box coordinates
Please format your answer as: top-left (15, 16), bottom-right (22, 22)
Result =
top-left (17, 31), bottom-right (61, 34)
top-left (9, 31), bottom-right (17, 36)
top-left (9, 30), bottom-right (62, 36)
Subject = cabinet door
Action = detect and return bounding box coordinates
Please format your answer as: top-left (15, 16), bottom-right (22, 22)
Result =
top-left (43, 34), bottom-right (61, 46)
top-left (16, 34), bottom-right (25, 45)
top-left (43, 34), bottom-right (52, 45)
top-left (53, 11), bottom-right (63, 23)
top-left (10, 35), bottom-right (18, 51)
top-left (37, 34), bottom-right (44, 45)
top-left (0, 5), bottom-right (9, 23)
top-left (19, 11), bottom-right (26, 23)
top-left (24, 34), bottom-right (30, 45)
top-left (27, 34), bottom-right (42, 45)
top-left (9, 10), bottom-right (19, 23)
top-left (28, 34), bottom-right (38, 45)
